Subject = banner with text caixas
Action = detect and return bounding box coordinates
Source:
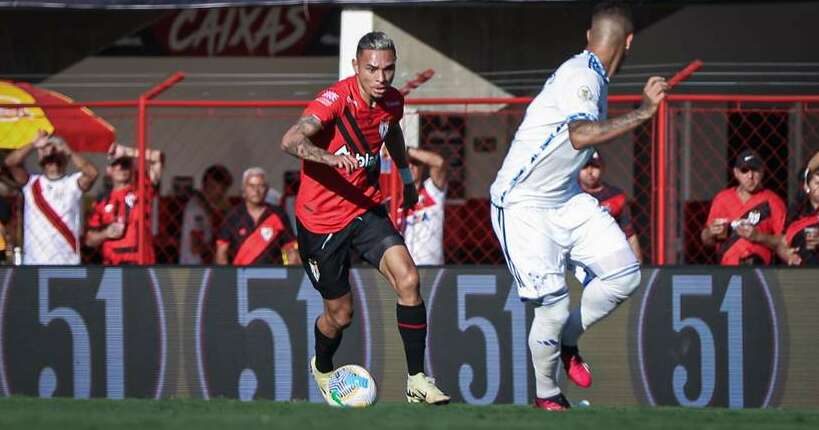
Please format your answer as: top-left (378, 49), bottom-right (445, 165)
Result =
top-left (0, 266), bottom-right (816, 407)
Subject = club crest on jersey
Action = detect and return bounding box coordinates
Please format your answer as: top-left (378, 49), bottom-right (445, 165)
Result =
top-left (577, 85), bottom-right (593, 102)
top-left (261, 227), bottom-right (273, 241)
top-left (125, 192), bottom-right (137, 208)
top-left (379, 121), bottom-right (390, 140)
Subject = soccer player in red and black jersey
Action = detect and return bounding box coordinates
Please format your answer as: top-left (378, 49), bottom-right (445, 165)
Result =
top-left (778, 153), bottom-right (819, 266)
top-left (214, 167), bottom-right (300, 266)
top-left (85, 143), bottom-right (163, 265)
top-left (701, 149), bottom-right (787, 265)
top-left (280, 32), bottom-right (450, 405)
top-left (578, 150), bottom-right (642, 262)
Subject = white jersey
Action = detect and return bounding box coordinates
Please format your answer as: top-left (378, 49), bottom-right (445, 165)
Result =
top-left (402, 178), bottom-right (446, 265)
top-left (22, 172), bottom-right (84, 265)
top-left (490, 50), bottom-right (609, 208)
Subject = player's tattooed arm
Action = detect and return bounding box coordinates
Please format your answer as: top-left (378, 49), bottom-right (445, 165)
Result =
top-left (569, 76), bottom-right (669, 150)
top-left (280, 115), bottom-right (358, 174)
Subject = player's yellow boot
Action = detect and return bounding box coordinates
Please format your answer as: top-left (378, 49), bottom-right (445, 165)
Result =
top-left (406, 373), bottom-right (451, 405)
top-left (310, 356), bottom-right (333, 403)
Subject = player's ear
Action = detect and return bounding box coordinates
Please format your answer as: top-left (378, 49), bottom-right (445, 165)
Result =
top-left (625, 33), bottom-right (634, 51)
top-left (352, 57), bottom-right (359, 74)
top-left (586, 29), bottom-right (592, 44)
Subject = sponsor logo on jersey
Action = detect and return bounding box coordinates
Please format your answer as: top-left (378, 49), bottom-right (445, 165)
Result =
top-left (334, 145), bottom-right (378, 169)
top-left (577, 85), bottom-right (593, 102)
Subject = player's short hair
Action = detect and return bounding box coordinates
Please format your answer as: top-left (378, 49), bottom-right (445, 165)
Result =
top-left (591, 2), bottom-right (634, 34)
top-left (242, 167), bottom-right (267, 185)
top-left (356, 32), bottom-right (396, 57)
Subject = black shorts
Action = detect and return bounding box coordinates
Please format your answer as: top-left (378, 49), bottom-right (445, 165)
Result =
top-left (297, 206), bottom-right (405, 300)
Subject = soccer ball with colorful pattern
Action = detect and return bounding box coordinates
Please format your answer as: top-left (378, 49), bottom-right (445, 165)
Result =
top-left (326, 365), bottom-right (377, 407)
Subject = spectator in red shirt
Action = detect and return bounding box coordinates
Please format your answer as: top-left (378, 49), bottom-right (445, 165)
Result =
top-left (778, 152), bottom-right (819, 266)
top-left (85, 143), bottom-right (163, 265)
top-left (578, 150), bottom-right (642, 262)
top-left (701, 149), bottom-right (786, 265)
top-left (214, 167), bottom-right (299, 266)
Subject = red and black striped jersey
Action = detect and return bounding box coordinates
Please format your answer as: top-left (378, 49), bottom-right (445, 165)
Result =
top-left (296, 75), bottom-right (404, 234)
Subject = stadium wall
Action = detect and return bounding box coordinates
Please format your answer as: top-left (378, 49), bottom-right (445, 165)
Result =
top-left (0, 266), bottom-right (815, 408)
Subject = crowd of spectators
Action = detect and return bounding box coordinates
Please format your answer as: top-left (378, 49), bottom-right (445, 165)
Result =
top-left (0, 131), bottom-right (816, 267)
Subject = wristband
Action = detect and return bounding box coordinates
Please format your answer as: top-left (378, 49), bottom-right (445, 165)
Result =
top-left (399, 167), bottom-right (414, 185)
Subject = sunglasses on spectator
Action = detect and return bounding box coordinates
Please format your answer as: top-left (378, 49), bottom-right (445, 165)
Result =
top-left (739, 167), bottom-right (760, 174)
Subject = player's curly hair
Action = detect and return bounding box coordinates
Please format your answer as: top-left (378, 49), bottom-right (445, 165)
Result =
top-left (356, 32), bottom-right (396, 57)
top-left (591, 1), bottom-right (634, 34)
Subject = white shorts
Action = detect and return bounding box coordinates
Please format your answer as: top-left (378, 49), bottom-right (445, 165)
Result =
top-left (491, 193), bottom-right (639, 303)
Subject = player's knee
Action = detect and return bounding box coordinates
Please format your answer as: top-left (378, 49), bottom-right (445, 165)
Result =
top-left (606, 268), bottom-right (641, 299)
top-left (328, 307), bottom-right (354, 330)
top-left (394, 268), bottom-right (420, 299)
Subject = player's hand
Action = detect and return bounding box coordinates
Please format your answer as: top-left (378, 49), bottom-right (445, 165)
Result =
top-left (402, 183), bottom-right (418, 210)
top-left (51, 138), bottom-right (72, 156)
top-left (106, 222), bottom-right (125, 240)
top-left (324, 153), bottom-right (358, 175)
top-left (640, 76), bottom-right (669, 115)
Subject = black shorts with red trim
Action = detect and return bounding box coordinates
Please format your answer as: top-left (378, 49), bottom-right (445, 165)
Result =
top-left (296, 205), bottom-right (404, 300)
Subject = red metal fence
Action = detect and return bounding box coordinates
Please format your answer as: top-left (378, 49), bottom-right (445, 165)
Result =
top-left (2, 76), bottom-right (818, 266)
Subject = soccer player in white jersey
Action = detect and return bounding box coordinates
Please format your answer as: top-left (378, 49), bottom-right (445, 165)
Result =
top-left (489, 3), bottom-right (668, 410)
top-left (400, 146), bottom-right (448, 265)
top-left (4, 130), bottom-right (99, 264)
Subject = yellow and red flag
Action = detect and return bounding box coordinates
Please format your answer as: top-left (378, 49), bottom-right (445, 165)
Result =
top-left (0, 81), bottom-right (115, 152)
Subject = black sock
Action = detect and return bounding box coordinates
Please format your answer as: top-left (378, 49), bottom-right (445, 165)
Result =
top-left (315, 320), bottom-right (342, 373)
top-left (561, 345), bottom-right (579, 356)
top-left (397, 302), bottom-right (427, 375)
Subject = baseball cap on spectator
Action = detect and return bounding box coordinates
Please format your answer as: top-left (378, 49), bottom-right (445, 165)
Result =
top-left (584, 150), bottom-right (604, 168)
top-left (734, 149), bottom-right (763, 171)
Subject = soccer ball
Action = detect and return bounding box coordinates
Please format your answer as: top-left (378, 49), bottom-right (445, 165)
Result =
top-left (326, 364), bottom-right (377, 407)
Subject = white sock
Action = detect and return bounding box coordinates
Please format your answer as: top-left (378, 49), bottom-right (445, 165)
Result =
top-left (562, 269), bottom-right (641, 347)
top-left (529, 295), bottom-right (570, 398)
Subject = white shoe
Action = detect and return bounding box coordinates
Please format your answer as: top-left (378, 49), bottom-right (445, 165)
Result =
top-left (310, 356), bottom-right (333, 403)
top-left (406, 373), bottom-right (450, 405)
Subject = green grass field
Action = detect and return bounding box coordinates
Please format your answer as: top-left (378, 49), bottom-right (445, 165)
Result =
top-left (1, 397), bottom-right (817, 430)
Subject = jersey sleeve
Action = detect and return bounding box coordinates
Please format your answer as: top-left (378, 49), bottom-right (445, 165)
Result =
top-left (423, 177), bottom-right (447, 202)
top-left (69, 172), bottom-right (84, 195)
top-left (303, 87), bottom-right (345, 128)
top-left (87, 200), bottom-right (105, 230)
top-left (216, 211), bottom-right (233, 245)
top-left (555, 69), bottom-right (603, 122)
top-left (769, 194), bottom-right (787, 234)
top-left (706, 192), bottom-right (727, 226)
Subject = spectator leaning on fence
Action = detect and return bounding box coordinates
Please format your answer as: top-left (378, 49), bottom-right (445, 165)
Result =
top-left (701, 149), bottom-right (786, 265)
top-left (4, 130), bottom-right (98, 265)
top-left (397, 146), bottom-right (448, 266)
top-left (85, 143), bottom-right (163, 265)
top-left (777, 152), bottom-right (819, 266)
top-left (215, 167), bottom-right (300, 266)
top-left (179, 164), bottom-right (233, 264)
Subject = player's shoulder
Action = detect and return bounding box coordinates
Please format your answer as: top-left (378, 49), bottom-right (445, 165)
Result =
top-left (713, 187), bottom-right (736, 201)
top-left (312, 78), bottom-right (352, 108)
top-left (555, 52), bottom-right (605, 83)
